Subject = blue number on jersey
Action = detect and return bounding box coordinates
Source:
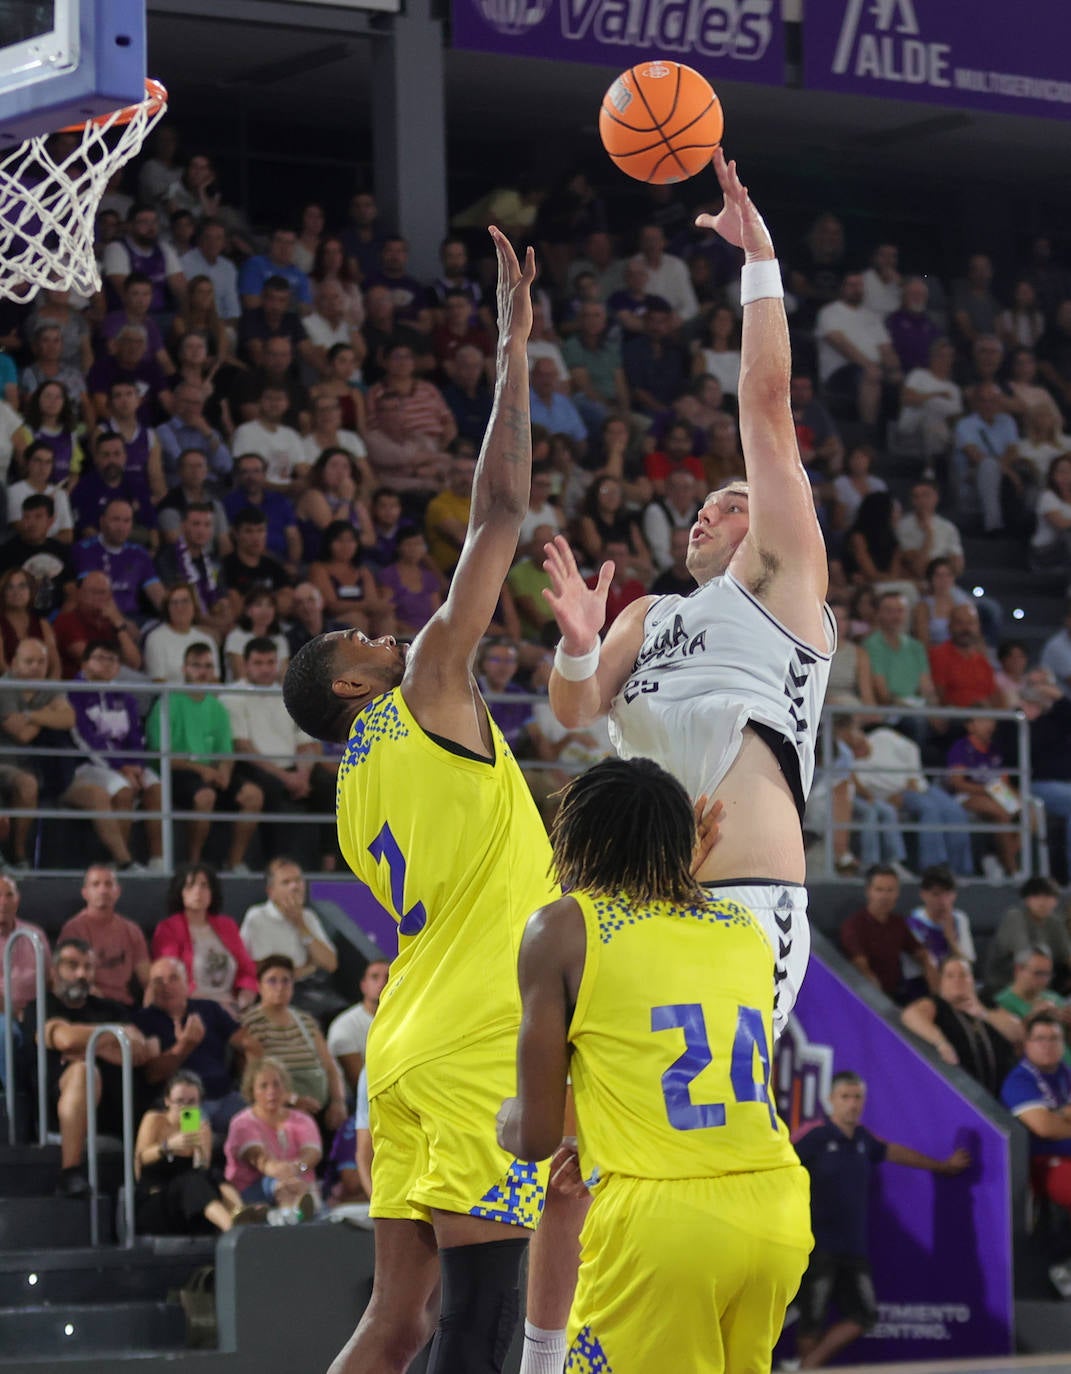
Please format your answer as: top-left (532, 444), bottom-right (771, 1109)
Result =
top-left (368, 822), bottom-right (427, 935)
top-left (651, 1003), bottom-right (726, 1130)
top-left (651, 1002), bottom-right (776, 1132)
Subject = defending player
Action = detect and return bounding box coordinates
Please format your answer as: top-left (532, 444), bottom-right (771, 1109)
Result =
top-left (283, 229), bottom-right (556, 1374)
top-left (499, 756), bottom-right (812, 1373)
top-left (545, 148), bottom-right (834, 1036)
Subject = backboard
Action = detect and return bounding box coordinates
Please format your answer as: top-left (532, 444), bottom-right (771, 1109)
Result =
top-left (0, 0), bottom-right (147, 147)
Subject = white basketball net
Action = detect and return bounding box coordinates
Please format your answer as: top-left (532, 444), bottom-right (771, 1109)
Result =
top-left (0, 88), bottom-right (167, 302)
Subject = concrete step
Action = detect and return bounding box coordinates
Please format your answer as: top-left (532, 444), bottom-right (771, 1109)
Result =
top-left (0, 1299), bottom-right (188, 1359)
top-left (0, 1198), bottom-right (113, 1251)
top-left (0, 1237), bottom-right (215, 1307)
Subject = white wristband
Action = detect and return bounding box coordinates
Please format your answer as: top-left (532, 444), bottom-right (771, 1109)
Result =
top-left (740, 258), bottom-right (784, 306)
top-left (554, 638), bottom-right (600, 682)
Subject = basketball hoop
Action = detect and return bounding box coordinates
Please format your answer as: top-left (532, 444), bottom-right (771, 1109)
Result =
top-left (0, 78), bottom-right (168, 302)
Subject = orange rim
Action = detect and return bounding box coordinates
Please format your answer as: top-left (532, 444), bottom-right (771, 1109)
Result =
top-left (60, 77), bottom-right (167, 134)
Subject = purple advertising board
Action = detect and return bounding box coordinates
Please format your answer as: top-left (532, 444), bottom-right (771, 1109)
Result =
top-left (775, 953), bottom-right (1014, 1362)
top-left (804, 0), bottom-right (1071, 120)
top-left (309, 878), bottom-right (398, 961)
top-left (451, 0), bottom-right (783, 87)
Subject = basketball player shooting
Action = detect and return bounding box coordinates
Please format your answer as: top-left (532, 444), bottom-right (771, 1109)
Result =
top-left (546, 146), bottom-right (834, 1033)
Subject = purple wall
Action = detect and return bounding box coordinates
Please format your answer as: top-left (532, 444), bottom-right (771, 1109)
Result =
top-left (776, 953), bottom-right (1013, 1362)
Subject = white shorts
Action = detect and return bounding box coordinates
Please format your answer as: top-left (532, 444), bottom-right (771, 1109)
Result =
top-left (700, 880), bottom-right (810, 1040)
top-left (71, 763), bottom-right (161, 798)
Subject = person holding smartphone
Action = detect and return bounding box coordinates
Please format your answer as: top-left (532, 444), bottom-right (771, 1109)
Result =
top-left (134, 1069), bottom-right (264, 1234)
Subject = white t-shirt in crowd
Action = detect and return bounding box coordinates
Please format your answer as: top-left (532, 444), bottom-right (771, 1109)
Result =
top-left (895, 512), bottom-right (964, 563)
top-left (6, 481), bottom-right (73, 537)
top-left (300, 429), bottom-right (367, 464)
top-left (143, 624), bottom-right (220, 682)
top-left (697, 348), bottom-right (741, 396)
top-left (900, 369), bottom-right (963, 422)
top-left (231, 420), bottom-right (306, 485)
top-left (832, 474), bottom-right (887, 526)
top-left (1033, 490), bottom-right (1071, 551)
top-left (239, 899), bottom-right (335, 966)
top-left (816, 301), bottom-right (892, 384)
top-left (327, 1003), bottom-right (374, 1059)
top-left (223, 629), bottom-right (290, 680)
top-left (862, 269), bottom-right (902, 318)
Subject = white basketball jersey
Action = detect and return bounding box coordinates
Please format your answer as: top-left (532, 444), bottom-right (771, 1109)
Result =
top-left (609, 572), bottom-right (836, 812)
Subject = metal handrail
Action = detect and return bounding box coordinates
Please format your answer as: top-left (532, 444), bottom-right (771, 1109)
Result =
top-left (84, 1025), bottom-right (135, 1249)
top-left (818, 703), bottom-right (1035, 879)
top-left (2, 927), bottom-right (48, 1146)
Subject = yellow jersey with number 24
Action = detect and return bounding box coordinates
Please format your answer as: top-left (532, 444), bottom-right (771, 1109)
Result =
top-left (336, 686), bottom-right (558, 1099)
top-left (568, 888), bottom-right (798, 1185)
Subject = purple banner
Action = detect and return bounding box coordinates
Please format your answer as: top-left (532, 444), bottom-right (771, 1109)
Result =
top-left (451, 0), bottom-right (783, 87)
top-left (775, 953), bottom-right (1013, 1363)
top-left (804, 0), bottom-right (1071, 119)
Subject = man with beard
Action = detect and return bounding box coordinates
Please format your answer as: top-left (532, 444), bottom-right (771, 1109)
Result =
top-left (24, 939), bottom-right (159, 1195)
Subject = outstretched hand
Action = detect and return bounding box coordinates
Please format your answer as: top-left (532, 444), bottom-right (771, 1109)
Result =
top-left (490, 225), bottom-right (536, 354)
top-left (542, 535), bottom-right (612, 657)
top-left (694, 148), bottom-right (774, 262)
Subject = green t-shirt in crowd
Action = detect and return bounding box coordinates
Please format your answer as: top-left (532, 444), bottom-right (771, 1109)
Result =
top-left (995, 986), bottom-right (1071, 1064)
top-left (863, 630), bottom-right (930, 701)
top-left (507, 557), bottom-right (554, 639)
top-left (146, 692), bottom-right (233, 765)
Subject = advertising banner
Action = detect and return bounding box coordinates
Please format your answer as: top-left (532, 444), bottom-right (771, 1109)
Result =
top-left (309, 879), bottom-right (398, 960)
top-left (451, 0), bottom-right (783, 87)
top-left (804, 0), bottom-right (1071, 120)
top-left (776, 953), bottom-right (1014, 1362)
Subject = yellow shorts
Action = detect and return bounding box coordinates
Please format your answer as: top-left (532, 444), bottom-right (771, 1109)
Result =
top-left (369, 1032), bottom-right (548, 1229)
top-left (566, 1166), bottom-right (812, 1374)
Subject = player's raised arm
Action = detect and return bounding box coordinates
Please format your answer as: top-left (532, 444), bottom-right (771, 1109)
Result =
top-left (696, 151), bottom-right (827, 603)
top-left (414, 228), bottom-right (536, 672)
top-left (543, 536), bottom-right (653, 728)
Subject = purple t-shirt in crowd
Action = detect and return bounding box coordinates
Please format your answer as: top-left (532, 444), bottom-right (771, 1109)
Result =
top-left (946, 736), bottom-right (1002, 784)
top-left (71, 676), bottom-right (147, 768)
top-left (72, 538), bottom-right (160, 618)
top-left (70, 471), bottom-right (156, 537)
top-left (100, 312), bottom-right (165, 356)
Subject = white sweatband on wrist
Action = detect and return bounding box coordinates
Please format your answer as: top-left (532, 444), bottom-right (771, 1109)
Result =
top-left (740, 258), bottom-right (784, 306)
top-left (554, 638), bottom-right (601, 682)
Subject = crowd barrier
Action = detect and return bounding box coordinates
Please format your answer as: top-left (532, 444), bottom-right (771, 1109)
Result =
top-left (0, 680), bottom-right (1049, 881)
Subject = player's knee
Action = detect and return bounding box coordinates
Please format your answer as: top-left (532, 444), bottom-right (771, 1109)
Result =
top-left (432, 1238), bottom-right (528, 1373)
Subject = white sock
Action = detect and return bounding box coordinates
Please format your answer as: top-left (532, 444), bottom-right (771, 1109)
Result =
top-left (518, 1320), bottom-right (567, 1374)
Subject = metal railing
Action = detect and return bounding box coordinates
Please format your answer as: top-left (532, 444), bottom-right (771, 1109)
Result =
top-left (2, 926), bottom-right (47, 1146)
top-left (0, 677), bottom-right (589, 875)
top-left (84, 1025), bottom-right (136, 1249)
top-left (0, 678), bottom-right (1057, 881)
top-left (816, 703), bottom-right (1037, 880)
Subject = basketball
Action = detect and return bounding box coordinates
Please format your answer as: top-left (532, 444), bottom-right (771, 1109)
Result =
top-left (599, 61), bottom-right (723, 185)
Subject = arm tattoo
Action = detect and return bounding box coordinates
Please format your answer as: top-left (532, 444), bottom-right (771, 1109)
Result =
top-left (499, 403), bottom-right (530, 463)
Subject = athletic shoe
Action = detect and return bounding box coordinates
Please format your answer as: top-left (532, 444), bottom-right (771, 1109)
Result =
top-left (55, 1167), bottom-right (91, 1199)
top-left (231, 1203), bottom-right (270, 1226)
top-left (146, 857), bottom-right (167, 874)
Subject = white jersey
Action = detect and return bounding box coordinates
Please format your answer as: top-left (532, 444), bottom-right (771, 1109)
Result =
top-left (609, 572), bottom-right (836, 815)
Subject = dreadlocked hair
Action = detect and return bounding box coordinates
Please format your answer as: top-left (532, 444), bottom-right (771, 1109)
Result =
top-left (282, 634), bottom-right (354, 743)
top-left (550, 757), bottom-right (703, 908)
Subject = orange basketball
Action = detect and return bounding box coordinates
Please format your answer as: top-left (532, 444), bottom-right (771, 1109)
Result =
top-left (599, 61), bottom-right (723, 185)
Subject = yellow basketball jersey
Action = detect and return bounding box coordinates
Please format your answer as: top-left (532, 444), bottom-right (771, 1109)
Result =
top-left (336, 687), bottom-right (558, 1098)
top-left (568, 890), bottom-right (798, 1184)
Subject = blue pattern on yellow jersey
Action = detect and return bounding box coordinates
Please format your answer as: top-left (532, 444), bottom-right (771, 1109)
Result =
top-left (470, 1158), bottom-right (545, 1229)
top-left (337, 696), bottom-right (409, 783)
top-left (592, 891), bottom-right (754, 945)
top-left (566, 1326), bottom-right (613, 1373)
